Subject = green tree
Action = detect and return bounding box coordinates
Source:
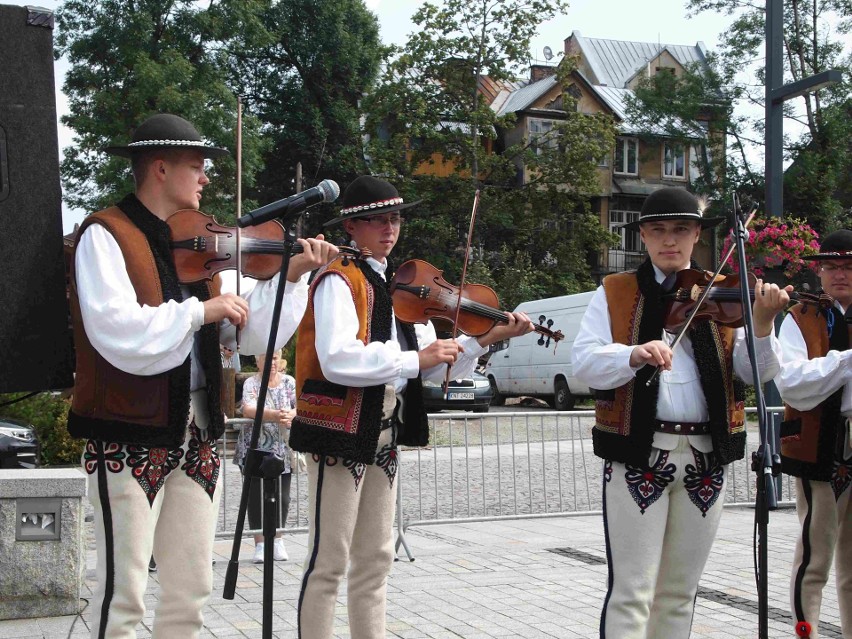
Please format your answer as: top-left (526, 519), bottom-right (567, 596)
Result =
top-left (56, 0), bottom-right (269, 222)
top-left (364, 0), bottom-right (617, 299)
top-left (221, 0), bottom-right (387, 212)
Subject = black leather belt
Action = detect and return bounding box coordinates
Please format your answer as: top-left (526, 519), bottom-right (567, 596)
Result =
top-left (655, 420), bottom-right (710, 435)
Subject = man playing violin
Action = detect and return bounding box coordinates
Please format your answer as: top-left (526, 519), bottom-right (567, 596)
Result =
top-left (67, 113), bottom-right (337, 639)
top-left (288, 175), bottom-right (534, 639)
top-left (775, 230), bottom-right (852, 639)
top-left (572, 187), bottom-right (791, 639)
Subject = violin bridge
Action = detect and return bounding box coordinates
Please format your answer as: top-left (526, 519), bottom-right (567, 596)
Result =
top-left (690, 284), bottom-right (701, 301)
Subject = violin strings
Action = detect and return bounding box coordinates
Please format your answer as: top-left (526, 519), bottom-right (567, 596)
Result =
top-left (692, 287), bottom-right (803, 302)
top-left (188, 236), bottom-right (304, 254)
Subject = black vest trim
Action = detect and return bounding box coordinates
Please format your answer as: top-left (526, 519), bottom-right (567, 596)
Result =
top-left (397, 319), bottom-right (429, 446)
top-left (692, 320), bottom-right (746, 465)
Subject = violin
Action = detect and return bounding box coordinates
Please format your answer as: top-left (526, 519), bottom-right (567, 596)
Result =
top-left (167, 208), bottom-right (362, 283)
top-left (662, 268), bottom-right (828, 332)
top-left (389, 259), bottom-right (564, 345)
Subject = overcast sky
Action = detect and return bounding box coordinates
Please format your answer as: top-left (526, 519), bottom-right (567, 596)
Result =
top-left (24, 0), bottom-right (839, 232)
top-left (367, 0), bottom-right (733, 58)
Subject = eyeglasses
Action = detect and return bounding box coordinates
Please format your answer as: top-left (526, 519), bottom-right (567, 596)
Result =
top-left (819, 263), bottom-right (852, 273)
top-left (356, 213), bottom-right (403, 228)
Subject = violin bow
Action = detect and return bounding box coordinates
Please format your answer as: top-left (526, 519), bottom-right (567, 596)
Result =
top-left (443, 188), bottom-right (481, 397)
top-left (645, 201), bottom-right (757, 387)
top-left (235, 98), bottom-right (243, 352)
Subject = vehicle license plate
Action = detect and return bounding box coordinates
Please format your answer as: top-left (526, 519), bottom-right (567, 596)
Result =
top-left (448, 392), bottom-right (474, 400)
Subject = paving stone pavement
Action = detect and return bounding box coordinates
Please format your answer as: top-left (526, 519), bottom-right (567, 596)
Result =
top-left (0, 505), bottom-right (842, 638)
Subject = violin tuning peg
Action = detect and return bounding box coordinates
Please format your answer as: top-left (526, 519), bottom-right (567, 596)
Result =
top-left (537, 336), bottom-right (545, 346)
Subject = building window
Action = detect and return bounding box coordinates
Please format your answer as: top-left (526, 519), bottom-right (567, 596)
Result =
top-left (614, 137), bottom-right (638, 175)
top-left (663, 142), bottom-right (686, 179)
top-left (528, 118), bottom-right (558, 155)
top-left (609, 209), bottom-right (643, 252)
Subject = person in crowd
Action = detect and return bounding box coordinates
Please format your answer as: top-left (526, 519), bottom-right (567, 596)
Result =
top-left (775, 229), bottom-right (852, 639)
top-left (571, 187), bottom-right (791, 639)
top-left (236, 349), bottom-right (297, 563)
top-left (221, 344), bottom-right (241, 372)
top-left (289, 175), bottom-right (535, 638)
top-left (67, 112), bottom-right (337, 638)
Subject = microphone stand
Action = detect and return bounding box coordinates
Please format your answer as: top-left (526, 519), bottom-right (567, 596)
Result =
top-left (222, 220), bottom-right (300, 639)
top-left (730, 199), bottom-right (781, 639)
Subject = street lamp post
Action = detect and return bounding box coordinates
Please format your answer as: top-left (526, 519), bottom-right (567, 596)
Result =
top-left (758, 2), bottom-right (841, 637)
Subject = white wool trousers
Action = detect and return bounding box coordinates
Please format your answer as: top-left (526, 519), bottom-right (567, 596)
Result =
top-left (297, 426), bottom-right (398, 639)
top-left (84, 421), bottom-right (222, 639)
top-left (600, 437), bottom-right (728, 639)
top-left (789, 469), bottom-right (852, 639)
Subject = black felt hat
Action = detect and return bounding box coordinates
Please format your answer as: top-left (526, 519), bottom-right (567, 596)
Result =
top-left (808, 229), bottom-right (852, 260)
top-left (104, 113), bottom-right (229, 159)
top-left (323, 175), bottom-right (422, 227)
top-left (622, 187), bottom-right (724, 230)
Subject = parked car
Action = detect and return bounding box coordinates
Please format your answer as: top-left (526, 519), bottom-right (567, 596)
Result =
top-left (0, 417), bottom-right (39, 469)
top-left (422, 372), bottom-right (493, 413)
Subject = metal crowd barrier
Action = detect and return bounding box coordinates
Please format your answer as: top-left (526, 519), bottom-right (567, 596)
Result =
top-left (216, 409), bottom-right (795, 548)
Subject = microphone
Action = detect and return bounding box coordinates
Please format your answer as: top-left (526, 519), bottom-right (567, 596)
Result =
top-left (236, 179), bottom-right (340, 228)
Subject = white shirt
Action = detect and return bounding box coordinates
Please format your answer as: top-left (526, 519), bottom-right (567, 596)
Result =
top-left (312, 257), bottom-right (487, 393)
top-left (775, 301), bottom-right (852, 458)
top-left (75, 224), bottom-right (308, 390)
top-left (571, 265), bottom-right (782, 452)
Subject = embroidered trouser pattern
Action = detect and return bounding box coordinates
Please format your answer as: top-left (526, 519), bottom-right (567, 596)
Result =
top-left (790, 462), bottom-right (852, 639)
top-left (84, 423), bottom-right (222, 639)
top-left (298, 426), bottom-right (398, 639)
top-left (600, 437), bottom-right (727, 639)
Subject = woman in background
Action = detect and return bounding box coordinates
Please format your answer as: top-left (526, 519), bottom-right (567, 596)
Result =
top-left (235, 349), bottom-right (296, 563)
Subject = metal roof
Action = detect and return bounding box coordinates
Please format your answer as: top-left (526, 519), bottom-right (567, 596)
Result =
top-left (571, 31), bottom-right (708, 88)
top-left (592, 85), bottom-right (704, 138)
top-left (494, 75), bottom-right (557, 116)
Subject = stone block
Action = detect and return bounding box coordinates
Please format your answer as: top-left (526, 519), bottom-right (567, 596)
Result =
top-left (0, 468), bottom-right (86, 619)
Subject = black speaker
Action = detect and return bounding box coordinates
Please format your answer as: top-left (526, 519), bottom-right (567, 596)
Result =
top-left (0, 4), bottom-right (74, 393)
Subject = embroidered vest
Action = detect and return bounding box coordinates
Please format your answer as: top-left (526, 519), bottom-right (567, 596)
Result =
top-left (289, 257), bottom-right (429, 463)
top-left (593, 268), bottom-right (746, 467)
top-left (67, 207), bottom-right (224, 448)
top-left (780, 304), bottom-right (848, 481)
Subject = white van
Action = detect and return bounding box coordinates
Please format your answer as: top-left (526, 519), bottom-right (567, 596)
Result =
top-left (484, 291), bottom-right (595, 410)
